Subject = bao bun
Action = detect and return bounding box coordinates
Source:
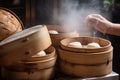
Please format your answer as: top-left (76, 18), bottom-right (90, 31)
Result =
top-left (68, 42), bottom-right (82, 48)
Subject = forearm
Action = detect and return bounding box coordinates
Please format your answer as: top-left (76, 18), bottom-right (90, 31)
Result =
top-left (107, 23), bottom-right (120, 36)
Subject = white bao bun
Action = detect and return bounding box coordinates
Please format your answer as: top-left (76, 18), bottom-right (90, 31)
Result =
top-left (68, 42), bottom-right (82, 48)
top-left (48, 30), bottom-right (59, 34)
top-left (33, 50), bottom-right (46, 57)
top-left (87, 42), bottom-right (101, 48)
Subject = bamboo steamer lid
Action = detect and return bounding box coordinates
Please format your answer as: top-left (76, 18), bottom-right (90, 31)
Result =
top-left (0, 25), bottom-right (51, 66)
top-left (0, 7), bottom-right (23, 41)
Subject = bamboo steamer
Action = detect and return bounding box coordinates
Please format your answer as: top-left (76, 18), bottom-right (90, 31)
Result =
top-left (58, 37), bottom-right (113, 77)
top-left (2, 68), bottom-right (55, 80)
top-left (0, 7), bottom-right (24, 41)
top-left (2, 46), bottom-right (57, 80)
top-left (0, 25), bottom-right (51, 66)
top-left (60, 37), bottom-right (111, 53)
top-left (46, 25), bottom-right (79, 48)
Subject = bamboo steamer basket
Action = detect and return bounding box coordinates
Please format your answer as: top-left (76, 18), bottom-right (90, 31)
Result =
top-left (46, 25), bottom-right (79, 48)
top-left (58, 37), bottom-right (113, 77)
top-left (2, 46), bottom-right (57, 80)
top-left (0, 25), bottom-right (51, 66)
top-left (60, 37), bottom-right (111, 53)
top-left (0, 7), bottom-right (24, 41)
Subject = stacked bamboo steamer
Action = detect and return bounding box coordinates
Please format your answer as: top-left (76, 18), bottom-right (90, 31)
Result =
top-left (2, 46), bottom-right (57, 80)
top-left (0, 8), bottom-right (57, 80)
top-left (1, 25), bottom-right (57, 80)
top-left (58, 37), bottom-right (113, 78)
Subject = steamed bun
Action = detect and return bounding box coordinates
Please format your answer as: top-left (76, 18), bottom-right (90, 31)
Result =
top-left (86, 42), bottom-right (101, 48)
top-left (48, 30), bottom-right (59, 34)
top-left (33, 50), bottom-right (46, 57)
top-left (68, 42), bottom-right (82, 48)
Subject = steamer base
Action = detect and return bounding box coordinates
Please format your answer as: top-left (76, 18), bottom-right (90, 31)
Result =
top-left (0, 71), bottom-right (119, 80)
top-left (55, 71), bottom-right (119, 80)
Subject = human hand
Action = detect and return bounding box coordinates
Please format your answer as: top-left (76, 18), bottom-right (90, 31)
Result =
top-left (86, 14), bottom-right (113, 34)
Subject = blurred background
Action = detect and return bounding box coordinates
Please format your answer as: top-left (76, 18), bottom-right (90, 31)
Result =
top-left (0, 0), bottom-right (119, 28)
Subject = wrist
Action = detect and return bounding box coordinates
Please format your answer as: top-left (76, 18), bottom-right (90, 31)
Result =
top-left (105, 22), bottom-right (113, 34)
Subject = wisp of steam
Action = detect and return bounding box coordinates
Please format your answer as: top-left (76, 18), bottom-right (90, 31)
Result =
top-left (53, 0), bottom-right (109, 36)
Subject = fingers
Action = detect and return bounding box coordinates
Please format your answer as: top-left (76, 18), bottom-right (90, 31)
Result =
top-left (85, 14), bottom-right (101, 31)
top-left (86, 14), bottom-right (99, 27)
top-left (86, 14), bottom-right (105, 23)
top-left (86, 14), bottom-right (112, 34)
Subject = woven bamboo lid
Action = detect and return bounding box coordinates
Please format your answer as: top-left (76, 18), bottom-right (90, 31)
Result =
top-left (0, 7), bottom-right (24, 41)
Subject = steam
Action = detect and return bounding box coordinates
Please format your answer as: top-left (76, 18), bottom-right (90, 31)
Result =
top-left (53, 0), bottom-right (102, 36)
